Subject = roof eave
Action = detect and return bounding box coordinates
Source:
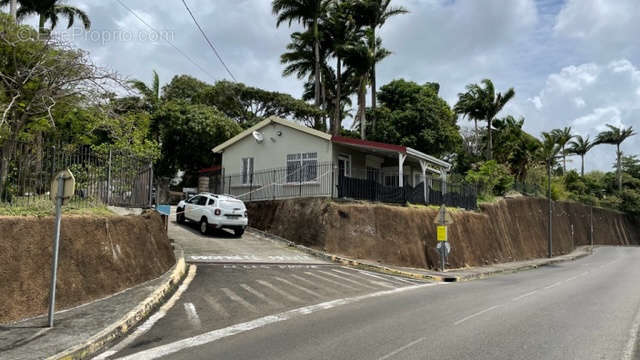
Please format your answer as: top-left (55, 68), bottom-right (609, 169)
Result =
top-left (406, 147), bottom-right (451, 170)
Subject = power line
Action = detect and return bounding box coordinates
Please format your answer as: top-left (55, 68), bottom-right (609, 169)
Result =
top-left (113, 0), bottom-right (217, 82)
top-left (180, 0), bottom-right (238, 82)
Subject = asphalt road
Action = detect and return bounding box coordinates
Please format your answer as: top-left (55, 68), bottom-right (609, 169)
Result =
top-left (105, 246), bottom-right (640, 360)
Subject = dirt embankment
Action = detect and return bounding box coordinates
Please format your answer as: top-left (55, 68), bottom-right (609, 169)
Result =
top-left (247, 198), bottom-right (640, 270)
top-left (0, 211), bottom-right (175, 324)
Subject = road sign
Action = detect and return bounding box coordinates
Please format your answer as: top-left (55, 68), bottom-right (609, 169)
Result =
top-left (433, 204), bottom-right (454, 225)
top-left (156, 204), bottom-right (171, 216)
top-left (437, 225), bottom-right (448, 242)
top-left (50, 170), bottom-right (75, 205)
top-left (436, 241), bottom-right (450, 255)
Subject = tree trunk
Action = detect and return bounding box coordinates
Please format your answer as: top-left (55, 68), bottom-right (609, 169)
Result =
top-left (617, 144), bottom-right (622, 192)
top-left (333, 56), bottom-right (342, 136)
top-left (0, 140), bottom-right (17, 201)
top-left (9, 0), bottom-right (17, 21)
top-left (321, 77), bottom-right (327, 131)
top-left (581, 154), bottom-right (585, 177)
top-left (359, 78), bottom-right (366, 140)
top-left (38, 14), bottom-right (47, 39)
top-left (562, 145), bottom-right (566, 174)
top-left (474, 119), bottom-right (478, 153)
top-left (313, 19), bottom-right (321, 123)
top-left (371, 27), bottom-right (377, 112)
top-left (487, 118), bottom-right (493, 160)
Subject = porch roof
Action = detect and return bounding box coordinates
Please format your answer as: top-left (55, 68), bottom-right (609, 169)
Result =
top-left (330, 136), bottom-right (451, 171)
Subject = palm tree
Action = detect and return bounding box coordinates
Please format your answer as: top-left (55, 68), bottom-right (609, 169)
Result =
top-left (551, 127), bottom-right (573, 174)
top-left (342, 28), bottom-right (389, 139)
top-left (128, 70), bottom-right (161, 111)
top-left (455, 79), bottom-right (515, 160)
top-left (454, 84), bottom-right (486, 153)
top-left (273, 0), bottom-right (327, 124)
top-left (595, 124), bottom-right (636, 192)
top-left (567, 135), bottom-right (594, 176)
top-left (352, 0), bottom-right (407, 112)
top-left (1, 0), bottom-right (91, 35)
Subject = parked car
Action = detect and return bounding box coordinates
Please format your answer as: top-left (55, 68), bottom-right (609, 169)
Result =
top-left (176, 193), bottom-right (248, 237)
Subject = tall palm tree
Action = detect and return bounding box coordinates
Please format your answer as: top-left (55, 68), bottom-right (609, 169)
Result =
top-left (455, 79), bottom-right (515, 160)
top-left (567, 135), bottom-right (594, 176)
top-left (352, 0), bottom-right (407, 112)
top-left (454, 84), bottom-right (485, 153)
top-left (273, 0), bottom-right (327, 124)
top-left (129, 70), bottom-right (161, 111)
top-left (551, 126), bottom-right (573, 174)
top-left (1, 0), bottom-right (91, 35)
top-left (596, 124), bottom-right (636, 192)
top-left (342, 28), bottom-right (389, 139)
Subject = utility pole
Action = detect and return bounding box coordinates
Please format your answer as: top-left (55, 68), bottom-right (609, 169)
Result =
top-left (547, 160), bottom-right (553, 258)
top-left (10, 0), bottom-right (17, 21)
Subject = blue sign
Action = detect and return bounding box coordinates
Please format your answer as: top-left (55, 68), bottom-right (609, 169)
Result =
top-left (156, 205), bottom-right (171, 216)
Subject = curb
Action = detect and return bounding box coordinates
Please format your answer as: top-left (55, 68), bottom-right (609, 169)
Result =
top-left (48, 249), bottom-right (187, 360)
top-left (247, 227), bottom-right (594, 283)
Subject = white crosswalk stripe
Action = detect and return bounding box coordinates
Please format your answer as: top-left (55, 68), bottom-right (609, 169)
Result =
top-left (317, 270), bottom-right (378, 289)
top-left (332, 269), bottom-right (399, 288)
top-left (222, 288), bottom-right (258, 312)
top-left (240, 284), bottom-right (282, 308)
top-left (304, 271), bottom-right (359, 291)
top-left (202, 295), bottom-right (230, 318)
top-left (289, 274), bottom-right (343, 295)
top-left (354, 269), bottom-right (417, 285)
top-left (274, 277), bottom-right (323, 298)
top-left (256, 280), bottom-right (304, 303)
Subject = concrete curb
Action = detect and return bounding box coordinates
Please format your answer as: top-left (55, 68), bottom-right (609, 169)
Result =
top-left (48, 248), bottom-right (187, 360)
top-left (247, 227), bottom-right (594, 283)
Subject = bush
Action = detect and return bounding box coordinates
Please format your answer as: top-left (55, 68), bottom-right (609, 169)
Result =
top-left (620, 189), bottom-right (640, 215)
top-left (465, 160), bottom-right (514, 197)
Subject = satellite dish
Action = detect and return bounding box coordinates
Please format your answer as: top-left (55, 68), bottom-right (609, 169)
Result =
top-left (252, 131), bottom-right (264, 143)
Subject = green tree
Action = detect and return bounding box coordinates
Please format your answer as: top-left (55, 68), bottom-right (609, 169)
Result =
top-left (273, 0), bottom-right (328, 123)
top-left (152, 102), bottom-right (241, 178)
top-left (550, 126), bottom-right (573, 174)
top-left (454, 79), bottom-right (515, 160)
top-left (621, 155), bottom-right (640, 179)
top-left (368, 79), bottom-right (462, 157)
top-left (492, 115), bottom-right (540, 181)
top-left (567, 135), bottom-right (593, 176)
top-left (595, 124), bottom-right (636, 192)
top-left (1, 0), bottom-right (90, 35)
top-left (161, 75), bottom-right (211, 104)
top-left (128, 70), bottom-right (161, 112)
top-left (465, 160), bottom-right (514, 197)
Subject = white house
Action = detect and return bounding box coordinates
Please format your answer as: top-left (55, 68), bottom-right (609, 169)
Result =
top-left (209, 116), bottom-right (453, 204)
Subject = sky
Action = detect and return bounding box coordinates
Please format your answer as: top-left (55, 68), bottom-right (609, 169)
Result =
top-left (10, 0), bottom-right (640, 173)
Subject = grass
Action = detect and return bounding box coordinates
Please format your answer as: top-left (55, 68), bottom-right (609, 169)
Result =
top-left (0, 196), bottom-right (115, 217)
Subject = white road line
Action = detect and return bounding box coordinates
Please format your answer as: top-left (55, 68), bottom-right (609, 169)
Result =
top-left (240, 284), bottom-right (282, 307)
top-left (544, 281), bottom-right (564, 290)
top-left (318, 270), bottom-right (377, 289)
top-left (183, 303), bottom-right (201, 329)
top-left (566, 275), bottom-right (579, 282)
top-left (356, 270), bottom-right (417, 285)
top-left (332, 269), bottom-right (398, 288)
top-left (93, 265), bottom-right (197, 360)
top-left (454, 305), bottom-right (501, 326)
top-left (274, 277), bottom-right (323, 298)
top-left (512, 290), bottom-right (537, 301)
top-left (202, 295), bottom-right (230, 318)
top-left (222, 288), bottom-right (258, 312)
top-left (304, 271), bottom-right (359, 291)
top-left (290, 274), bottom-right (342, 294)
top-left (622, 301), bottom-right (640, 360)
top-left (113, 283), bottom-right (440, 360)
top-left (256, 280), bottom-right (304, 303)
top-left (377, 337), bottom-right (426, 360)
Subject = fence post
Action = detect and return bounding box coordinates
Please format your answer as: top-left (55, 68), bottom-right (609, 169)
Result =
top-left (299, 166), bottom-right (303, 198)
top-left (249, 171), bottom-right (253, 201)
top-left (330, 163), bottom-right (335, 198)
top-left (227, 176), bottom-right (231, 195)
top-left (273, 169), bottom-right (277, 200)
top-left (107, 149), bottom-right (112, 205)
top-left (148, 160), bottom-right (153, 208)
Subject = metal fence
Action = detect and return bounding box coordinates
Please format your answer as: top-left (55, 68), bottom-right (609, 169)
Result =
top-left (0, 141), bottom-right (153, 209)
top-left (208, 162), bottom-right (477, 210)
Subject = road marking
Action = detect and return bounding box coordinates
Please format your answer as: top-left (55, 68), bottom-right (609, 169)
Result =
top-left (355, 270), bottom-right (417, 285)
top-left (290, 274), bottom-right (341, 294)
top-left (222, 288), bottom-right (258, 312)
top-left (454, 305), bottom-right (501, 326)
top-left (240, 284), bottom-right (281, 307)
top-left (274, 277), bottom-right (323, 298)
top-left (183, 303), bottom-right (201, 329)
top-left (566, 275), bottom-right (579, 282)
top-left (318, 270), bottom-right (377, 289)
top-left (622, 301), bottom-right (640, 360)
top-left (304, 271), bottom-right (359, 291)
top-left (512, 290), bottom-right (537, 301)
top-left (377, 337), bottom-right (426, 360)
top-left (113, 283), bottom-right (440, 360)
top-left (544, 281), bottom-right (564, 290)
top-left (332, 269), bottom-right (398, 288)
top-left (256, 280), bottom-right (304, 303)
top-left (93, 265), bottom-right (197, 360)
top-left (202, 295), bottom-right (230, 318)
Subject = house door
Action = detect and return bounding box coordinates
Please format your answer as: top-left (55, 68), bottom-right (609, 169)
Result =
top-left (337, 155), bottom-right (351, 179)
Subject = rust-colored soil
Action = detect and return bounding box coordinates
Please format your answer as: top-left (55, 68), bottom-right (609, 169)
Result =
top-left (0, 211), bottom-right (175, 324)
top-left (247, 198), bottom-right (640, 270)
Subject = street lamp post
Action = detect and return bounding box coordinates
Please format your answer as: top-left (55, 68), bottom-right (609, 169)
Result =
top-left (547, 159), bottom-right (553, 258)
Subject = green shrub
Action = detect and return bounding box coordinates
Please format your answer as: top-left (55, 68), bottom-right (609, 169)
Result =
top-left (465, 160), bottom-right (514, 197)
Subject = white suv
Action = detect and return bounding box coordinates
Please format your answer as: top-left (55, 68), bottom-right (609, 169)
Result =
top-left (176, 193), bottom-right (248, 237)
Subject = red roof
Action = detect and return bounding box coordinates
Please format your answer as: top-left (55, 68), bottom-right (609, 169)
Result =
top-left (199, 165), bottom-right (222, 174)
top-left (331, 136), bottom-right (406, 153)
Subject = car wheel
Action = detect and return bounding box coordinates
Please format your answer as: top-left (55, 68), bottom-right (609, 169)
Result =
top-left (234, 228), bottom-right (244, 238)
top-left (199, 218), bottom-right (209, 235)
top-left (177, 208), bottom-right (185, 224)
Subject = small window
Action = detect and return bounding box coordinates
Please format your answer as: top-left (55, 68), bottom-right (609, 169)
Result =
top-left (287, 152), bottom-right (317, 182)
top-left (207, 198), bottom-right (216, 207)
top-left (186, 196), bottom-right (199, 204)
top-left (197, 197), bottom-right (208, 206)
top-left (242, 158), bottom-right (254, 184)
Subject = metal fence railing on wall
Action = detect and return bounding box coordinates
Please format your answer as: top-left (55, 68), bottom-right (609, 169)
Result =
top-left (208, 162), bottom-right (477, 210)
top-left (0, 141), bottom-right (153, 210)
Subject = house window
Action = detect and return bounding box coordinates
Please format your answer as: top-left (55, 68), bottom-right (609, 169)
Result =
top-left (338, 154), bottom-right (351, 177)
top-left (242, 158), bottom-right (254, 184)
top-left (287, 152), bottom-right (318, 182)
